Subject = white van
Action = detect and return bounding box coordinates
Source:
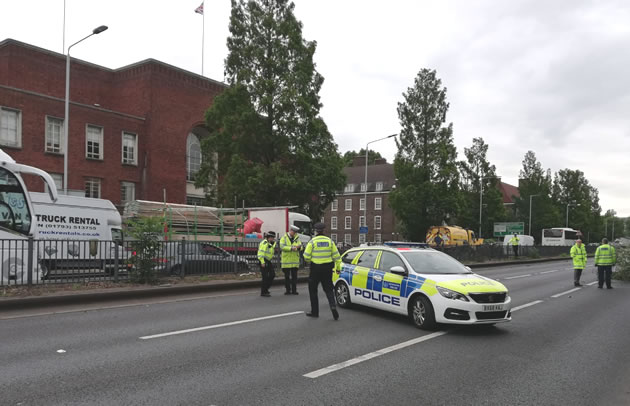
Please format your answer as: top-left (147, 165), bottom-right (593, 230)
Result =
top-left (503, 234), bottom-right (534, 254)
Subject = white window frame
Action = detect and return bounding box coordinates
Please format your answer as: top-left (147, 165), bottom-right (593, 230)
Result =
top-left (121, 181), bottom-right (135, 204)
top-left (375, 233), bottom-right (382, 243)
top-left (47, 173), bottom-right (63, 195)
top-left (86, 124), bottom-right (104, 160)
top-left (85, 177), bottom-right (101, 198)
top-left (187, 133), bottom-right (202, 181)
top-left (331, 199), bottom-right (338, 211)
top-left (331, 233), bottom-right (337, 244)
top-left (345, 216), bottom-right (351, 230)
top-left (122, 132), bottom-right (138, 165)
top-left (359, 233), bottom-right (366, 244)
top-left (344, 184), bottom-right (355, 193)
top-left (360, 198), bottom-right (365, 211)
top-left (344, 234), bottom-right (352, 245)
top-left (45, 116), bottom-right (64, 154)
top-left (345, 199), bottom-right (352, 211)
top-left (375, 197), bottom-right (382, 210)
top-left (375, 215), bottom-right (382, 230)
top-left (0, 107), bottom-right (22, 148)
top-left (331, 216), bottom-right (337, 230)
top-left (359, 216), bottom-right (366, 227)
top-left (375, 182), bottom-right (383, 192)
top-left (360, 183), bottom-right (367, 192)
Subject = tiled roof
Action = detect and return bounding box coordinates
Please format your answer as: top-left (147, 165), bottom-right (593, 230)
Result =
top-left (341, 160), bottom-right (395, 193)
top-left (499, 182), bottom-right (520, 204)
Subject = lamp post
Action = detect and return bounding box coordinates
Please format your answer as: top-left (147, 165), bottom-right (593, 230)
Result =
top-left (64, 25), bottom-right (108, 194)
top-left (364, 134), bottom-right (396, 242)
top-left (565, 200), bottom-right (579, 228)
top-left (528, 194), bottom-right (539, 236)
top-left (478, 175), bottom-right (500, 239)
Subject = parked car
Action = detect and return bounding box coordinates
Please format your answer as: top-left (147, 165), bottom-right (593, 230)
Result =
top-left (167, 242), bottom-right (251, 275)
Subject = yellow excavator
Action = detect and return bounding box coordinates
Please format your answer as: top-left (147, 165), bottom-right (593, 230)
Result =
top-left (426, 226), bottom-right (484, 247)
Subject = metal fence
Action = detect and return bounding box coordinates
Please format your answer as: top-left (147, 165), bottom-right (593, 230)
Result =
top-left (0, 238), bottom-right (287, 286)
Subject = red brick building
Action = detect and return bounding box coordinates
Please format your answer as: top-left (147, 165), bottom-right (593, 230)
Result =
top-left (0, 39), bottom-right (225, 208)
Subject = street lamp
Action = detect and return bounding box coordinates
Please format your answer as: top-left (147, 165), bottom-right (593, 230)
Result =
top-left (479, 175), bottom-right (500, 239)
top-left (63, 25), bottom-right (108, 194)
top-left (528, 194), bottom-right (539, 236)
top-left (364, 134), bottom-right (396, 242)
top-left (565, 200), bottom-right (580, 228)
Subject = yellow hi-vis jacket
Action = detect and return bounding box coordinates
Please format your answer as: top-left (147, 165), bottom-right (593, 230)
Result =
top-left (257, 239), bottom-right (276, 265)
top-left (570, 243), bottom-right (587, 269)
top-left (304, 234), bottom-right (342, 271)
top-left (509, 236), bottom-right (520, 246)
top-left (280, 232), bottom-right (302, 269)
top-left (594, 244), bottom-right (616, 266)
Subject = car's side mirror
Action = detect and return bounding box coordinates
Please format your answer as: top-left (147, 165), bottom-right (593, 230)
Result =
top-left (465, 266), bottom-right (472, 272)
top-left (390, 266), bottom-right (407, 276)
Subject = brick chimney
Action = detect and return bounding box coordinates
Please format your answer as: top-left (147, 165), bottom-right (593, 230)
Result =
top-left (353, 155), bottom-right (367, 166)
top-left (373, 158), bottom-right (387, 165)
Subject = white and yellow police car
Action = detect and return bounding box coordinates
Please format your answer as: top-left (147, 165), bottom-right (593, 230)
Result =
top-left (333, 242), bottom-right (511, 329)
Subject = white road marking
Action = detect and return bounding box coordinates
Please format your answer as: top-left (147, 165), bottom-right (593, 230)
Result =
top-left (587, 281), bottom-right (598, 286)
top-left (511, 300), bottom-right (543, 312)
top-left (540, 270), bottom-right (559, 274)
top-left (303, 331), bottom-right (447, 379)
top-left (505, 274), bottom-right (532, 280)
top-left (551, 287), bottom-right (581, 298)
top-left (140, 311), bottom-right (304, 340)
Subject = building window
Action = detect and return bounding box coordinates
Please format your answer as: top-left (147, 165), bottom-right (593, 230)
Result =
top-left (122, 132), bottom-right (137, 165)
top-left (187, 133), bottom-right (202, 181)
top-left (375, 233), bottom-right (382, 243)
top-left (46, 173), bottom-right (63, 194)
top-left (375, 216), bottom-right (382, 230)
top-left (186, 196), bottom-right (205, 206)
top-left (359, 233), bottom-right (366, 244)
top-left (331, 199), bottom-right (338, 211)
top-left (345, 199), bottom-right (352, 211)
top-left (345, 216), bottom-right (351, 230)
top-left (45, 116), bottom-right (63, 153)
top-left (85, 177), bottom-right (101, 198)
top-left (375, 197), bottom-right (382, 210)
top-left (121, 181), bottom-right (135, 204)
top-left (376, 182), bottom-right (383, 192)
top-left (331, 233), bottom-right (337, 244)
top-left (331, 216), bottom-right (337, 230)
top-left (360, 198), bottom-right (365, 211)
top-left (344, 234), bottom-right (352, 245)
top-left (360, 183), bottom-right (367, 192)
top-left (0, 107), bottom-right (21, 148)
top-left (344, 184), bottom-right (355, 193)
top-left (359, 216), bottom-right (366, 227)
top-left (86, 125), bottom-right (103, 160)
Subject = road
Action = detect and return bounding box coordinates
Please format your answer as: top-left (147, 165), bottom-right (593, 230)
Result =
top-left (1, 260), bottom-right (629, 405)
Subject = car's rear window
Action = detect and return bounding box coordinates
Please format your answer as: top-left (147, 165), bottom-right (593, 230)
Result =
top-left (401, 251), bottom-right (471, 274)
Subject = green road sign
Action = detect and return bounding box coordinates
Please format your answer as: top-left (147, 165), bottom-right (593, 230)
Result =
top-left (493, 222), bottom-right (525, 237)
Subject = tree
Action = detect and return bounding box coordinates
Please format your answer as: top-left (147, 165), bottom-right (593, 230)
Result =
top-left (389, 69), bottom-right (460, 241)
top-left (457, 137), bottom-right (505, 239)
top-left (513, 151), bottom-right (561, 242)
top-left (551, 169), bottom-right (601, 242)
top-left (196, 0), bottom-right (345, 218)
top-left (343, 149), bottom-right (384, 167)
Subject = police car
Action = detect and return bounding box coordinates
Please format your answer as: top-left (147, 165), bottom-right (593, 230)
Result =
top-left (333, 242), bottom-right (511, 329)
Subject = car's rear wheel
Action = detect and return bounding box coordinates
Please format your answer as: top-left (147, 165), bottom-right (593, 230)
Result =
top-left (335, 282), bottom-right (352, 308)
top-left (409, 295), bottom-right (436, 330)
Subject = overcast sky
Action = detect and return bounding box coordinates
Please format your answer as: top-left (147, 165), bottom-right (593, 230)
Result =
top-left (2, 0), bottom-right (629, 216)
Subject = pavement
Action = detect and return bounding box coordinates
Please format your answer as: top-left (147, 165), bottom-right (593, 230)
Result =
top-left (0, 256), bottom-right (573, 310)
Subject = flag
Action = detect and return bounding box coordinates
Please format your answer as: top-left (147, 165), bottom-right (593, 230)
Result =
top-left (195, 2), bottom-right (204, 15)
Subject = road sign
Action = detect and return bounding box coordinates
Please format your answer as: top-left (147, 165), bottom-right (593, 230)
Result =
top-left (493, 222), bottom-right (525, 237)
top-left (359, 226), bottom-right (368, 234)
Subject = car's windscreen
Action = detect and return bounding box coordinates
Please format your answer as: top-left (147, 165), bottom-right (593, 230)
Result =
top-left (401, 251), bottom-right (471, 274)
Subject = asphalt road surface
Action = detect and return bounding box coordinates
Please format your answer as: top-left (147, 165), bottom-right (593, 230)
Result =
top-left (2, 260), bottom-right (629, 406)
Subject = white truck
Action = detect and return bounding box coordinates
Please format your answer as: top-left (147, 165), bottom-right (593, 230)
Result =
top-left (0, 149), bottom-right (125, 284)
top-left (247, 207), bottom-right (312, 244)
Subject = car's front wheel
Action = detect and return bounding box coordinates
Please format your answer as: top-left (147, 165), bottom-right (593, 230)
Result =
top-left (409, 295), bottom-right (436, 330)
top-left (335, 282), bottom-right (352, 308)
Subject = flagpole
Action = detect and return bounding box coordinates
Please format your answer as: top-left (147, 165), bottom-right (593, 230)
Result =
top-left (63, 0), bottom-right (66, 53)
top-left (202, 2), bottom-right (205, 76)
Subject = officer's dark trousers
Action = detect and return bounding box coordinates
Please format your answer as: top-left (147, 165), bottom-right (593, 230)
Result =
top-left (573, 268), bottom-right (583, 285)
top-left (597, 266), bottom-right (612, 288)
top-left (512, 245), bottom-right (518, 257)
top-left (260, 260), bottom-right (275, 294)
top-left (308, 262), bottom-right (336, 316)
top-left (283, 267), bottom-right (298, 293)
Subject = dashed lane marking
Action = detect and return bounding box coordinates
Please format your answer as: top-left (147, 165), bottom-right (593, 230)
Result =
top-left (511, 300), bottom-right (544, 312)
top-left (587, 281), bottom-right (598, 286)
top-left (551, 287), bottom-right (581, 298)
top-left (505, 274), bottom-right (532, 280)
top-left (139, 311), bottom-right (304, 340)
top-left (540, 270), bottom-right (560, 274)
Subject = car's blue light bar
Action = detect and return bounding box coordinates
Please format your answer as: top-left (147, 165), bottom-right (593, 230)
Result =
top-left (383, 241), bottom-right (430, 248)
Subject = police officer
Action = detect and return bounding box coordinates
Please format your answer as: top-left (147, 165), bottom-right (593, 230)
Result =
top-left (508, 233), bottom-right (520, 257)
top-left (303, 222), bottom-right (341, 320)
top-left (570, 238), bottom-right (587, 286)
top-left (280, 225), bottom-right (302, 295)
top-left (258, 231), bottom-right (276, 297)
top-left (594, 238), bottom-right (616, 289)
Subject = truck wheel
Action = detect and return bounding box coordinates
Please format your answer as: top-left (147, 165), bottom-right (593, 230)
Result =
top-left (409, 295), bottom-right (436, 330)
top-left (170, 265), bottom-right (182, 277)
top-left (335, 282), bottom-right (352, 308)
top-left (238, 262), bottom-right (249, 273)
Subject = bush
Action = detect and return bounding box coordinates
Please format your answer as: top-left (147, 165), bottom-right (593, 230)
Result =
top-left (613, 247), bottom-right (630, 281)
top-left (126, 216), bottom-right (164, 284)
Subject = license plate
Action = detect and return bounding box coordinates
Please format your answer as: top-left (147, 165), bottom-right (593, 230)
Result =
top-left (483, 305), bottom-right (504, 311)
